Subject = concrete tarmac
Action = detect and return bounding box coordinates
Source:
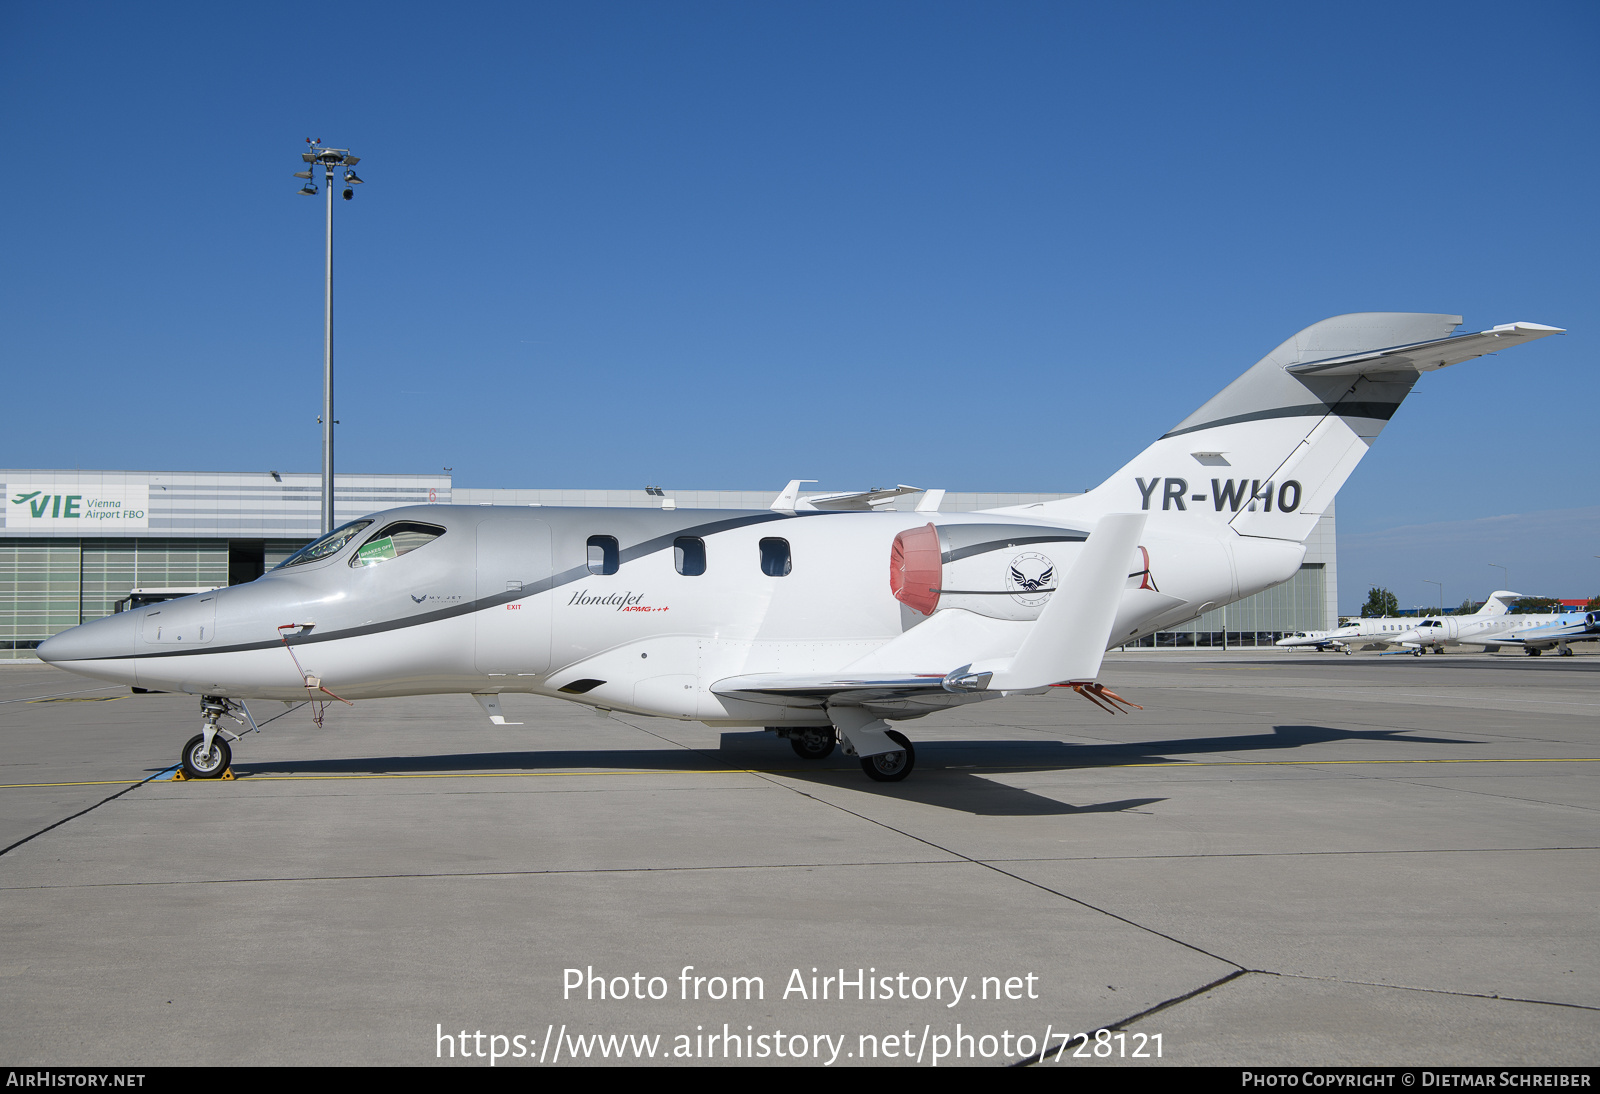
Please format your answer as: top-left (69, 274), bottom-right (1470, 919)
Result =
top-left (1, 651), bottom-right (1596, 1067)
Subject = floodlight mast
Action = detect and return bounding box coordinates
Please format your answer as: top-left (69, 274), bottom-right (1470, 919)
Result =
top-left (295, 138), bottom-right (364, 533)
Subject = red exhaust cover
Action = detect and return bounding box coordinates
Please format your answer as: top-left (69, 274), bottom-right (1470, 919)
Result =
top-left (890, 523), bottom-right (942, 616)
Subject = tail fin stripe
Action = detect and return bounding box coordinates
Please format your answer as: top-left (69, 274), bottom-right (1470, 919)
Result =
top-left (1162, 401), bottom-right (1401, 439)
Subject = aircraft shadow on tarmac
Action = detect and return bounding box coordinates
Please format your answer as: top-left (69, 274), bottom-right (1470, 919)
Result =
top-left (206, 724), bottom-right (1473, 819)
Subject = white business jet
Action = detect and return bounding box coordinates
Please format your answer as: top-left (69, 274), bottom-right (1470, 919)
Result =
top-left (37, 313), bottom-right (1562, 781)
top-left (1481, 611), bottom-right (1600, 656)
top-left (1275, 625), bottom-right (1360, 652)
top-left (1393, 599), bottom-right (1596, 656)
top-left (1276, 590), bottom-right (1524, 653)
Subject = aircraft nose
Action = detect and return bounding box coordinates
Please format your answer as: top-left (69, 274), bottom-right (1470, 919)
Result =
top-left (37, 611), bottom-right (138, 666)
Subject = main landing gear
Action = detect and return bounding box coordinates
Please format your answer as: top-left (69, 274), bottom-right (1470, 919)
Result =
top-left (787, 727), bottom-right (836, 760)
top-left (859, 731), bottom-right (915, 783)
top-left (768, 722), bottom-right (917, 782)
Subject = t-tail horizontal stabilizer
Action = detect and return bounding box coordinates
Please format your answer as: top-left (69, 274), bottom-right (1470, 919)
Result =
top-left (985, 513), bottom-right (1148, 691)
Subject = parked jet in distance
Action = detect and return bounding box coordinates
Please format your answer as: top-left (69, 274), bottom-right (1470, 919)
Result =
top-left (1276, 624), bottom-right (1359, 652)
top-left (1397, 607), bottom-right (1600, 657)
top-left (37, 313), bottom-right (1562, 781)
top-left (1276, 591), bottom-right (1522, 653)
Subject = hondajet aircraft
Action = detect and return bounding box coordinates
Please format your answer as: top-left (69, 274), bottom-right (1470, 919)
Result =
top-left (38, 313), bottom-right (1562, 781)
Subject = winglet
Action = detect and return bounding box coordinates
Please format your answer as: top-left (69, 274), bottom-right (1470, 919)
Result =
top-left (988, 513), bottom-right (1147, 690)
top-left (770, 480), bottom-right (816, 511)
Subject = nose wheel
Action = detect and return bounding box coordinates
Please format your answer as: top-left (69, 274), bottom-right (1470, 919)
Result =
top-left (181, 733), bottom-right (232, 779)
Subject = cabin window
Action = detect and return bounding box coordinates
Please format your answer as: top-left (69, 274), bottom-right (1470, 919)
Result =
top-left (674, 536), bottom-right (706, 576)
top-left (587, 535), bottom-right (620, 575)
top-left (275, 520), bottom-right (373, 569)
top-left (350, 522), bottom-right (447, 567)
top-left (759, 537), bottom-right (791, 577)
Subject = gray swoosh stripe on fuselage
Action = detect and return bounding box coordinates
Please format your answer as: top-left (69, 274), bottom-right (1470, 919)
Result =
top-left (941, 534), bottom-right (1086, 565)
top-left (84, 510), bottom-right (841, 662)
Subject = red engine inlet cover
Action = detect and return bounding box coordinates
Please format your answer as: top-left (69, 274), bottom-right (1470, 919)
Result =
top-left (890, 523), bottom-right (942, 616)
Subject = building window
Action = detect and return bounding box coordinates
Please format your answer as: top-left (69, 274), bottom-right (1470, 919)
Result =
top-left (674, 536), bottom-right (706, 576)
top-left (587, 535), bottom-right (619, 575)
top-left (759, 538), bottom-right (791, 577)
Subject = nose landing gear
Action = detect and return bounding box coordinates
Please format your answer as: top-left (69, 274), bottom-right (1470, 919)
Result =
top-left (177, 695), bottom-right (259, 780)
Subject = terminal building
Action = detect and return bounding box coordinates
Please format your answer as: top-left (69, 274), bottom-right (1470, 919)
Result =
top-left (1, 469), bottom-right (1337, 659)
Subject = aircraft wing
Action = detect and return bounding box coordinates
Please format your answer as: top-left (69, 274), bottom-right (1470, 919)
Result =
top-left (711, 673), bottom-right (952, 707)
top-left (1483, 622), bottom-right (1600, 648)
top-left (798, 485), bottom-right (922, 511)
top-left (1286, 322), bottom-right (1563, 378)
top-left (769, 482), bottom-right (920, 512)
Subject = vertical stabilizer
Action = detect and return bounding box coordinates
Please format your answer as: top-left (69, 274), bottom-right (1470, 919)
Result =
top-left (1476, 591), bottom-right (1523, 617)
top-left (990, 314), bottom-right (1561, 545)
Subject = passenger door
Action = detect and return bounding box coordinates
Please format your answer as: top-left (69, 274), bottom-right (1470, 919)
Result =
top-left (475, 517), bottom-right (553, 676)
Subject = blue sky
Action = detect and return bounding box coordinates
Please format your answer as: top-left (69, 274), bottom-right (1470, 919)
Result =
top-left (2, 2), bottom-right (1596, 609)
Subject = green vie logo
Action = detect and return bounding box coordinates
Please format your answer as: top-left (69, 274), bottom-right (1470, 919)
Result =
top-left (10, 492), bottom-right (82, 518)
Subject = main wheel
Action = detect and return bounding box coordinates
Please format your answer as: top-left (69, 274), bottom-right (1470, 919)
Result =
top-left (860, 730), bottom-right (915, 783)
top-left (1526, 647), bottom-right (1543, 657)
top-left (181, 733), bottom-right (231, 779)
top-left (790, 729), bottom-right (835, 760)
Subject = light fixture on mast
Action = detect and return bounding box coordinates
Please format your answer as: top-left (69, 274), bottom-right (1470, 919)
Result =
top-left (293, 137), bottom-right (366, 533)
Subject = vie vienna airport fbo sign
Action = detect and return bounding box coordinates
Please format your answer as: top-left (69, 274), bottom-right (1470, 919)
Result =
top-left (6, 484), bottom-right (149, 530)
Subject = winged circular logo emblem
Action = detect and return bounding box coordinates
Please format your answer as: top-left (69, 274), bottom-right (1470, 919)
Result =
top-left (1005, 552), bottom-right (1056, 606)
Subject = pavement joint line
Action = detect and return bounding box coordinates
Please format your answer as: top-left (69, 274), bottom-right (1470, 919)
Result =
top-left (755, 772), bottom-right (1249, 971)
top-left (1271, 972), bottom-right (1600, 1013)
top-left (981, 845), bottom-right (1600, 863)
top-left (0, 858), bottom-right (973, 891)
top-left (4, 755), bottom-right (1596, 790)
top-left (11, 846), bottom-right (1600, 891)
top-left (1012, 969), bottom-right (1255, 1067)
top-left (606, 715), bottom-right (1251, 974)
top-left (1011, 961), bottom-right (1600, 1067)
top-left (1362, 776), bottom-right (1600, 814)
top-left (0, 765), bottom-right (180, 859)
top-left (0, 685), bottom-right (122, 705)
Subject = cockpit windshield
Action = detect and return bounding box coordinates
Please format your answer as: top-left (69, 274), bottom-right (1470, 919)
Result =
top-left (349, 522), bottom-right (446, 567)
top-left (273, 520), bottom-right (374, 570)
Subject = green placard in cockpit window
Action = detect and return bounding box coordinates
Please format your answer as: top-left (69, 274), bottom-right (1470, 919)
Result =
top-left (356, 536), bottom-right (397, 564)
